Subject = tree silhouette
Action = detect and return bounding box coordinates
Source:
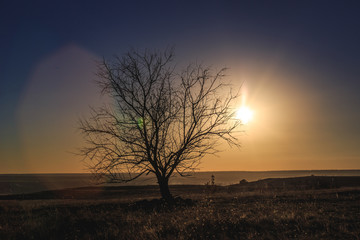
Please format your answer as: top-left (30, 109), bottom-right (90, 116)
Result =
top-left (79, 48), bottom-right (240, 200)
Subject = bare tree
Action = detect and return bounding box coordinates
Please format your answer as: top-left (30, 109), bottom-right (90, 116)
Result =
top-left (79, 48), bottom-right (240, 200)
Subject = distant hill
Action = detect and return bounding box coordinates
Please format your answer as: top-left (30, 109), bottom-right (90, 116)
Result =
top-left (1, 176), bottom-right (359, 200)
top-left (230, 176), bottom-right (360, 191)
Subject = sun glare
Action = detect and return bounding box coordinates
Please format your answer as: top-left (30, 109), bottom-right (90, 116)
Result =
top-left (236, 106), bottom-right (254, 124)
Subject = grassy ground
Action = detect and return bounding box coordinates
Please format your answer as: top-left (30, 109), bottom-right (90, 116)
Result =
top-left (0, 178), bottom-right (359, 239)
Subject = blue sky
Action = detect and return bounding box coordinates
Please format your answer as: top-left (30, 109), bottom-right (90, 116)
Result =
top-left (1, 0), bottom-right (360, 172)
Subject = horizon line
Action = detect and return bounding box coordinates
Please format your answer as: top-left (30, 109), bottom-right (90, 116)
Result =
top-left (1, 169), bottom-right (360, 175)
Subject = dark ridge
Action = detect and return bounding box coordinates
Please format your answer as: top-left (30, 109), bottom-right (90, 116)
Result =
top-left (231, 176), bottom-right (360, 190)
top-left (1, 176), bottom-right (359, 200)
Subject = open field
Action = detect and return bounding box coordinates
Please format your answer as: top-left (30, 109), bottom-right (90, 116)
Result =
top-left (0, 176), bottom-right (359, 239)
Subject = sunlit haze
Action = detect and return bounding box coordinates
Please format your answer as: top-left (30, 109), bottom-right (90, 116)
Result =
top-left (236, 106), bottom-right (254, 124)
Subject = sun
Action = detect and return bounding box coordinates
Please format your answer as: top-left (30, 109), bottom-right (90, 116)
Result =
top-left (236, 106), bottom-right (254, 124)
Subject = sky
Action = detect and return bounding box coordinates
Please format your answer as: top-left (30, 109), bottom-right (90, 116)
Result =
top-left (1, 0), bottom-right (360, 173)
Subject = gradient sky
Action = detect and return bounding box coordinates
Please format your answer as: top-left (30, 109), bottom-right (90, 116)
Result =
top-left (1, 0), bottom-right (360, 173)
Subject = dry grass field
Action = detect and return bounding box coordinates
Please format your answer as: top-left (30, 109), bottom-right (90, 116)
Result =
top-left (0, 176), bottom-right (359, 239)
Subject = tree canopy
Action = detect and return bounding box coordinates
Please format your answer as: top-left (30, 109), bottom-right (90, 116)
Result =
top-left (79, 48), bottom-right (241, 200)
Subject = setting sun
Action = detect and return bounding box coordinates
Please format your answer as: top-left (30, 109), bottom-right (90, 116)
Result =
top-left (236, 106), bottom-right (254, 124)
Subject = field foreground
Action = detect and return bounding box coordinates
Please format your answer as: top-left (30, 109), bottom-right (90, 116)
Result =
top-left (0, 176), bottom-right (359, 239)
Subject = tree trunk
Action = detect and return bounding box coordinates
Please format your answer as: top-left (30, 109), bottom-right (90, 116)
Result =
top-left (157, 176), bottom-right (173, 201)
